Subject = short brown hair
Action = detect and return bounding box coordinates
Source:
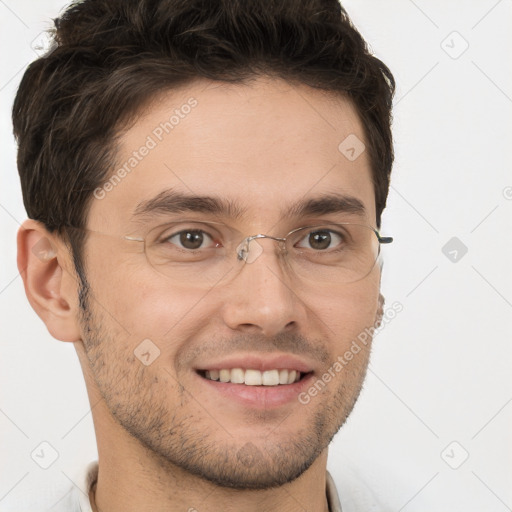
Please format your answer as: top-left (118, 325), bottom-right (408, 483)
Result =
top-left (13, 0), bottom-right (395, 278)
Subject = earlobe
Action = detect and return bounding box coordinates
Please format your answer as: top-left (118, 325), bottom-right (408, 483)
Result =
top-left (17, 219), bottom-right (82, 342)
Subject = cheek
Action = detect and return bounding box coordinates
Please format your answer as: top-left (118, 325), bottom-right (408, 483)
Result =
top-left (308, 271), bottom-right (380, 351)
top-left (88, 257), bottom-right (219, 344)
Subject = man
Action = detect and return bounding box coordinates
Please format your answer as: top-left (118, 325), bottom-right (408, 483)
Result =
top-left (14, 0), bottom-right (395, 510)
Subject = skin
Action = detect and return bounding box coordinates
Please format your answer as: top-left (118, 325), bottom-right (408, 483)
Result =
top-left (17, 76), bottom-right (385, 512)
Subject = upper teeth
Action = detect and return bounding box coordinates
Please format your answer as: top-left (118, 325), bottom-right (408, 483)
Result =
top-left (204, 368), bottom-right (301, 386)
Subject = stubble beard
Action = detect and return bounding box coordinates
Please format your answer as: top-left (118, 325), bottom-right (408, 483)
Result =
top-left (78, 281), bottom-right (369, 489)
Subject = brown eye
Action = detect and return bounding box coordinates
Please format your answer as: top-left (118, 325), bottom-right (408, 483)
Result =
top-left (167, 230), bottom-right (213, 250)
top-left (297, 229), bottom-right (343, 251)
top-left (308, 231), bottom-right (331, 250)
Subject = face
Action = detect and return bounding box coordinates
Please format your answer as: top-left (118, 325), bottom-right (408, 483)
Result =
top-left (76, 76), bottom-right (383, 489)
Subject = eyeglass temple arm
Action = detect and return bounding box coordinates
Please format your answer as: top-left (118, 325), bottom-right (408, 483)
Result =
top-left (377, 234), bottom-right (393, 244)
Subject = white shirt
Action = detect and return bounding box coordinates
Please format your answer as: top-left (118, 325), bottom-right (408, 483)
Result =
top-left (46, 461), bottom-right (381, 512)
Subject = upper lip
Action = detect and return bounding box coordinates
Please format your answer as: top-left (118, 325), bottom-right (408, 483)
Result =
top-left (195, 353), bottom-right (314, 373)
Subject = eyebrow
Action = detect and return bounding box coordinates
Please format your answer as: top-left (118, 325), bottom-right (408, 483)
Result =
top-left (132, 189), bottom-right (246, 221)
top-left (131, 189), bottom-right (367, 222)
top-left (287, 194), bottom-right (366, 219)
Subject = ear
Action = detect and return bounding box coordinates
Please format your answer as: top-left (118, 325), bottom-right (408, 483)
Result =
top-left (17, 219), bottom-right (82, 342)
top-left (374, 292), bottom-right (385, 329)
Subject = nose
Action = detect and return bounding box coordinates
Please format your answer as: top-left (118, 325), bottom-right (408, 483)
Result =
top-left (220, 238), bottom-right (305, 337)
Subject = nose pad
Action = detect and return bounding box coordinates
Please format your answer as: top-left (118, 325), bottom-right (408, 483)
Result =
top-left (236, 237), bottom-right (264, 263)
top-left (235, 235), bottom-right (287, 264)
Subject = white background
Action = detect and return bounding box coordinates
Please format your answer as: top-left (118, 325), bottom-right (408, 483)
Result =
top-left (1, 1), bottom-right (511, 511)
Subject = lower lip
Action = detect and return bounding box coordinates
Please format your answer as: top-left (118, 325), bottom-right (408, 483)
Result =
top-left (196, 372), bottom-right (315, 409)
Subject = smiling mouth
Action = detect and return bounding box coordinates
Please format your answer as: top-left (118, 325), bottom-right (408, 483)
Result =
top-left (197, 368), bottom-right (311, 386)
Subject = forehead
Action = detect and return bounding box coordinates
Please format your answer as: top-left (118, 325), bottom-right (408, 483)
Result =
top-left (88, 76), bottom-right (376, 231)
